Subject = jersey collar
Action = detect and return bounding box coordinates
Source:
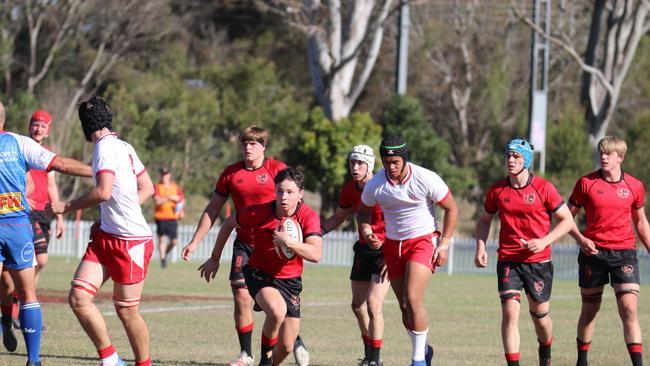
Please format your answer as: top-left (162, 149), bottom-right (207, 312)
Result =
top-left (385, 162), bottom-right (412, 186)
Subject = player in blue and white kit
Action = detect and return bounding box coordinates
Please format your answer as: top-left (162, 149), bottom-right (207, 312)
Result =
top-left (0, 101), bottom-right (92, 366)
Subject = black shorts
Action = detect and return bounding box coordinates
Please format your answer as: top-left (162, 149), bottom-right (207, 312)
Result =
top-left (229, 240), bottom-right (253, 281)
top-left (243, 265), bottom-right (302, 318)
top-left (350, 241), bottom-right (384, 281)
top-left (578, 249), bottom-right (640, 288)
top-left (30, 210), bottom-right (52, 254)
top-left (155, 219), bottom-right (178, 240)
top-left (497, 261), bottom-right (554, 303)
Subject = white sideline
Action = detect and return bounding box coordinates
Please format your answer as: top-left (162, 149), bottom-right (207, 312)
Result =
top-left (103, 299), bottom-right (398, 316)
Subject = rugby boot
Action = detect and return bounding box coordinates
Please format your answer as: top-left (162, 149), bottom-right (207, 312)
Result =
top-left (2, 316), bottom-right (18, 352)
top-left (293, 335), bottom-right (309, 366)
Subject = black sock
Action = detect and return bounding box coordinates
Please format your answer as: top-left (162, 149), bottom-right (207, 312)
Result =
top-left (369, 346), bottom-right (381, 363)
top-left (576, 338), bottom-right (590, 366)
top-left (507, 361), bottom-right (520, 366)
top-left (238, 329), bottom-right (253, 356)
top-left (538, 340), bottom-right (551, 366)
top-left (627, 343), bottom-right (643, 366)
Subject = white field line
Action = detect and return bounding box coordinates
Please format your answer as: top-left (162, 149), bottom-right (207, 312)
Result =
top-left (103, 299), bottom-right (398, 316)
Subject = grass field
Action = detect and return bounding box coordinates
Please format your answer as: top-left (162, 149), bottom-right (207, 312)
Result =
top-left (1, 257), bottom-right (649, 365)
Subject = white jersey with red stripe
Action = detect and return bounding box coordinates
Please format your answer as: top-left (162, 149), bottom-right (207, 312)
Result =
top-left (93, 133), bottom-right (151, 238)
top-left (361, 162), bottom-right (450, 241)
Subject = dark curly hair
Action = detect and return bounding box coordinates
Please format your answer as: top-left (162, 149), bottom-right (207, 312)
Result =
top-left (78, 95), bottom-right (113, 142)
top-left (274, 167), bottom-right (305, 191)
top-left (379, 135), bottom-right (408, 162)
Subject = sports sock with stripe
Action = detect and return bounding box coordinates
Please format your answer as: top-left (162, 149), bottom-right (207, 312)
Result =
top-left (20, 302), bottom-right (42, 363)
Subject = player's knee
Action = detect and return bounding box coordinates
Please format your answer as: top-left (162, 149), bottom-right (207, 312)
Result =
top-left (500, 292), bottom-right (521, 303)
top-left (367, 301), bottom-right (383, 319)
top-left (69, 278), bottom-right (97, 309)
top-left (581, 291), bottom-right (603, 304)
top-left (529, 309), bottom-right (550, 319)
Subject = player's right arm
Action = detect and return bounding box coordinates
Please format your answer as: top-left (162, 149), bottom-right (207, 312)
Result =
top-left (320, 207), bottom-right (352, 235)
top-left (48, 172), bottom-right (114, 214)
top-left (474, 210), bottom-right (494, 268)
top-left (567, 203), bottom-right (598, 256)
top-left (198, 213), bottom-right (239, 281)
top-left (357, 203), bottom-right (381, 249)
top-left (182, 192), bottom-right (228, 259)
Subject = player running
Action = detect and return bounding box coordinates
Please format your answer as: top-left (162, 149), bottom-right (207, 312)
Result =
top-left (358, 136), bottom-right (458, 366)
top-left (0, 101), bottom-right (92, 366)
top-left (198, 167), bottom-right (322, 366)
top-left (474, 138), bottom-right (574, 366)
top-left (320, 145), bottom-right (389, 366)
top-left (568, 136), bottom-right (650, 366)
top-left (182, 126), bottom-right (309, 366)
top-left (48, 95), bottom-right (155, 366)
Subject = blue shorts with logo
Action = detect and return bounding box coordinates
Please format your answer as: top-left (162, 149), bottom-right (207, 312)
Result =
top-left (0, 216), bottom-right (36, 270)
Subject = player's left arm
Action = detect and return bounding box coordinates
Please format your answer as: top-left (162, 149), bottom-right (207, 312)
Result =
top-left (632, 206), bottom-right (650, 252)
top-left (524, 204), bottom-right (575, 253)
top-left (48, 156), bottom-right (92, 177)
top-left (48, 172), bottom-right (115, 214)
top-left (136, 170), bottom-right (155, 205)
top-left (47, 171), bottom-right (65, 238)
top-left (434, 192), bottom-right (459, 266)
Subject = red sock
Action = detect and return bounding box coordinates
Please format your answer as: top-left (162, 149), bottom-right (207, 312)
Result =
top-left (98, 345), bottom-right (116, 359)
top-left (135, 357), bottom-right (151, 366)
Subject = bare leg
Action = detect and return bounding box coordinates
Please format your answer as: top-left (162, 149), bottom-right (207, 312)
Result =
top-left (114, 281), bottom-right (149, 362)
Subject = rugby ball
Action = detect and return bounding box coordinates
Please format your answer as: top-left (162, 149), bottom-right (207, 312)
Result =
top-left (275, 217), bottom-right (303, 260)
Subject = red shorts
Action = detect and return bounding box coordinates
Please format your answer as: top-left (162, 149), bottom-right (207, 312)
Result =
top-left (384, 232), bottom-right (439, 280)
top-left (83, 229), bottom-right (154, 284)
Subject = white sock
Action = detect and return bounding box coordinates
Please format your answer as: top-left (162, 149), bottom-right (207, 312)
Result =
top-left (411, 328), bottom-right (428, 361)
top-left (101, 352), bottom-right (119, 366)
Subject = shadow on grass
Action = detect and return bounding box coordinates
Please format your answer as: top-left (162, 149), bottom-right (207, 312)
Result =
top-left (1, 352), bottom-right (229, 365)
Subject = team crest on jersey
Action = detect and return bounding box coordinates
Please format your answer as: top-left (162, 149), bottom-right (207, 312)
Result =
top-left (617, 188), bottom-right (630, 199)
top-left (534, 280), bottom-right (545, 294)
top-left (523, 193), bottom-right (536, 204)
top-left (256, 173), bottom-right (268, 184)
top-left (622, 264), bottom-right (634, 277)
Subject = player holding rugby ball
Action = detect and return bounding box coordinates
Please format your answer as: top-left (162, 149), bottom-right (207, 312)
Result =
top-left (199, 167), bottom-right (322, 366)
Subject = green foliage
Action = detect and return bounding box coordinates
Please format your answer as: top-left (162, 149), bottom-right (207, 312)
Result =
top-left (624, 112), bottom-right (650, 194)
top-left (1, 92), bottom-right (39, 134)
top-left (290, 108), bottom-right (382, 213)
top-left (545, 102), bottom-right (593, 195)
top-left (380, 95), bottom-right (475, 195)
top-left (104, 44), bottom-right (307, 220)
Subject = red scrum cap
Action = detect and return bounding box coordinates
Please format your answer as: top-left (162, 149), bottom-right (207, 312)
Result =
top-left (30, 110), bottom-right (52, 126)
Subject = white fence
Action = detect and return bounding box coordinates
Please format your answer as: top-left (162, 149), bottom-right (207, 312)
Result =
top-left (49, 220), bottom-right (650, 282)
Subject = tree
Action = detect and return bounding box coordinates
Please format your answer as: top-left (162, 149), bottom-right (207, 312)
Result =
top-left (511, 0), bottom-right (650, 147)
top-left (409, 1), bottom-right (528, 171)
top-left (290, 108), bottom-right (382, 213)
top-left (257, 0), bottom-right (395, 121)
top-left (380, 95), bottom-right (474, 195)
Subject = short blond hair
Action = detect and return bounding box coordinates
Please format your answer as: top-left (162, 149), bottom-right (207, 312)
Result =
top-left (598, 136), bottom-right (627, 156)
top-left (239, 125), bottom-right (268, 146)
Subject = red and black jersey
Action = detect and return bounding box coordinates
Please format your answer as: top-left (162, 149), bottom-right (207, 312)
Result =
top-left (338, 179), bottom-right (386, 244)
top-left (484, 175), bottom-right (564, 263)
top-left (215, 158), bottom-right (287, 243)
top-left (238, 201), bottom-right (321, 278)
top-left (569, 170), bottom-right (645, 250)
